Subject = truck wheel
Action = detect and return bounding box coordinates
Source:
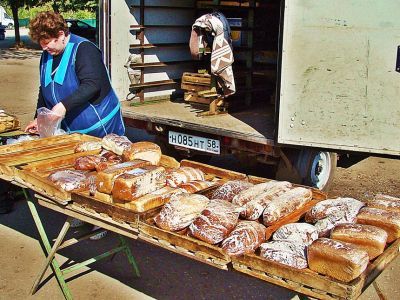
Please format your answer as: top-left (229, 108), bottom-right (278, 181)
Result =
top-left (276, 149), bottom-right (337, 191)
top-left (7, 24), bottom-right (13, 29)
top-left (300, 150), bottom-right (337, 191)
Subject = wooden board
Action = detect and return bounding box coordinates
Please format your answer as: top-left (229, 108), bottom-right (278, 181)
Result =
top-left (17, 150), bottom-right (101, 201)
top-left (231, 238), bottom-right (400, 300)
top-left (0, 133), bottom-right (99, 180)
top-left (139, 219), bottom-right (231, 270)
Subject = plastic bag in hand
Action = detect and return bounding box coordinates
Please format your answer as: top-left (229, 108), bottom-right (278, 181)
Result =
top-left (37, 107), bottom-right (63, 138)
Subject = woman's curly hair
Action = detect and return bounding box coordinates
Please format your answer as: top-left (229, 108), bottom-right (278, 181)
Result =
top-left (29, 11), bottom-right (69, 42)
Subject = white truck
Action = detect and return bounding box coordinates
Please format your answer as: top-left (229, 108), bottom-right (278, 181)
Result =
top-left (98, 0), bottom-right (400, 191)
top-left (0, 6), bottom-right (14, 29)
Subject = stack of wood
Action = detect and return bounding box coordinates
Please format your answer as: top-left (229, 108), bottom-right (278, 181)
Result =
top-left (0, 111), bottom-right (20, 133)
top-left (181, 72), bottom-right (226, 116)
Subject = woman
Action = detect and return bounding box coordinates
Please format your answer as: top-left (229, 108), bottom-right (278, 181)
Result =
top-left (25, 11), bottom-right (125, 137)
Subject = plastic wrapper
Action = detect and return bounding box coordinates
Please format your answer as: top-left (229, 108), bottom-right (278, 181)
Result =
top-left (36, 107), bottom-right (64, 138)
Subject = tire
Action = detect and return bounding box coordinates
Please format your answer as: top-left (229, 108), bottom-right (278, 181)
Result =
top-left (276, 149), bottom-right (337, 191)
top-left (298, 150), bottom-right (337, 191)
top-left (7, 24), bottom-right (13, 29)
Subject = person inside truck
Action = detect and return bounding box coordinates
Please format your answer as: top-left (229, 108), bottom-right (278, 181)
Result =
top-left (25, 11), bottom-right (123, 238)
top-left (25, 11), bottom-right (125, 138)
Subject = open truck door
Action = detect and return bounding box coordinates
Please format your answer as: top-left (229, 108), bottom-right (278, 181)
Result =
top-left (276, 0), bottom-right (400, 189)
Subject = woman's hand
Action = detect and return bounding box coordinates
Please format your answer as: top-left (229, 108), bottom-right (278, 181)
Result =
top-left (52, 102), bottom-right (66, 118)
top-left (25, 119), bottom-right (38, 134)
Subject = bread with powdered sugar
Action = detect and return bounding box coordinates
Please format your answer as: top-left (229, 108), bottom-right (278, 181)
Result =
top-left (154, 193), bottom-right (210, 231)
top-left (259, 241), bottom-right (308, 269)
top-left (240, 181), bottom-right (292, 220)
top-left (221, 221), bottom-right (266, 256)
top-left (211, 180), bottom-right (253, 202)
top-left (262, 187), bottom-right (312, 226)
top-left (273, 223), bottom-right (318, 246)
top-left (189, 199), bottom-right (242, 244)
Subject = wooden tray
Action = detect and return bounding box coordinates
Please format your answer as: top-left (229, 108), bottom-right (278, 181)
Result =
top-left (72, 158), bottom-right (247, 222)
top-left (139, 218), bottom-right (232, 270)
top-left (231, 238), bottom-right (400, 300)
top-left (17, 150), bottom-right (101, 201)
top-left (0, 133), bottom-right (99, 180)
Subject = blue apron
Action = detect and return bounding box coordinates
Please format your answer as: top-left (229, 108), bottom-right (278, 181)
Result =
top-left (40, 34), bottom-right (125, 138)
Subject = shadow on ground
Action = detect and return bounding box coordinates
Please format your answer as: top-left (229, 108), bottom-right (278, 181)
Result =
top-left (0, 47), bottom-right (41, 60)
top-left (0, 199), bottom-right (297, 300)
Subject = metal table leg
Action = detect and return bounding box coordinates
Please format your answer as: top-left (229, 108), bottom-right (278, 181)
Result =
top-left (22, 188), bottom-right (140, 300)
top-left (23, 188), bottom-right (73, 300)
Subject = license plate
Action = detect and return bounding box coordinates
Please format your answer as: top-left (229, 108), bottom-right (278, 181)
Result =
top-left (168, 131), bottom-right (220, 154)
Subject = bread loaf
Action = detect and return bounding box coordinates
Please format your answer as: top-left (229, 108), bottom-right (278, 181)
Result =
top-left (356, 207), bottom-right (400, 242)
top-left (74, 141), bottom-right (102, 153)
top-left (211, 180), bottom-right (253, 202)
top-left (308, 238), bottom-right (369, 282)
top-left (120, 186), bottom-right (185, 212)
top-left (48, 170), bottom-right (88, 192)
top-left (221, 221), bottom-right (266, 256)
top-left (165, 167), bottom-right (205, 188)
top-left (367, 199), bottom-right (400, 213)
top-left (189, 199), bottom-right (242, 244)
top-left (259, 241), bottom-right (308, 269)
top-left (331, 223), bottom-right (387, 259)
top-left (240, 181), bottom-right (292, 220)
top-left (101, 150), bottom-right (123, 162)
top-left (262, 187), bottom-right (312, 226)
top-left (112, 166), bottom-right (166, 202)
top-left (232, 181), bottom-right (291, 207)
top-left (122, 141), bottom-right (162, 165)
top-left (178, 180), bottom-right (215, 193)
top-left (314, 211), bottom-right (350, 237)
top-left (154, 193), bottom-right (210, 231)
top-left (74, 155), bottom-right (106, 171)
top-left (273, 223), bottom-right (318, 246)
top-left (305, 198), bottom-right (365, 223)
top-left (102, 134), bottom-right (132, 155)
top-left (96, 160), bottom-right (150, 194)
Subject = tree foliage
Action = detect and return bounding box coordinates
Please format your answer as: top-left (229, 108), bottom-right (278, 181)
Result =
top-left (0, 0), bottom-right (97, 47)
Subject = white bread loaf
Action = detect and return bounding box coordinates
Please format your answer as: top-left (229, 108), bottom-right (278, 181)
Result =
top-left (74, 141), bottom-right (102, 153)
top-left (273, 223), bottom-right (318, 246)
top-left (330, 223), bottom-right (387, 259)
top-left (308, 238), bottom-right (369, 282)
top-left (221, 221), bottom-right (266, 256)
top-left (356, 207), bottom-right (400, 243)
top-left (96, 160), bottom-right (150, 194)
top-left (232, 181), bottom-right (291, 206)
top-left (178, 180), bottom-right (216, 193)
top-left (259, 241), bottom-right (308, 269)
top-left (367, 198), bottom-right (400, 213)
top-left (165, 167), bottom-right (205, 188)
top-left (211, 180), bottom-right (253, 202)
top-left (262, 187), bottom-right (312, 226)
top-left (240, 181), bottom-right (292, 220)
top-left (154, 193), bottom-right (210, 231)
top-left (48, 170), bottom-right (88, 192)
top-left (305, 198), bottom-right (365, 223)
top-left (112, 166), bottom-right (166, 202)
top-left (189, 199), bottom-right (242, 244)
top-left (121, 186), bottom-right (185, 212)
top-left (102, 134), bottom-right (132, 155)
top-left (122, 141), bottom-right (162, 165)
